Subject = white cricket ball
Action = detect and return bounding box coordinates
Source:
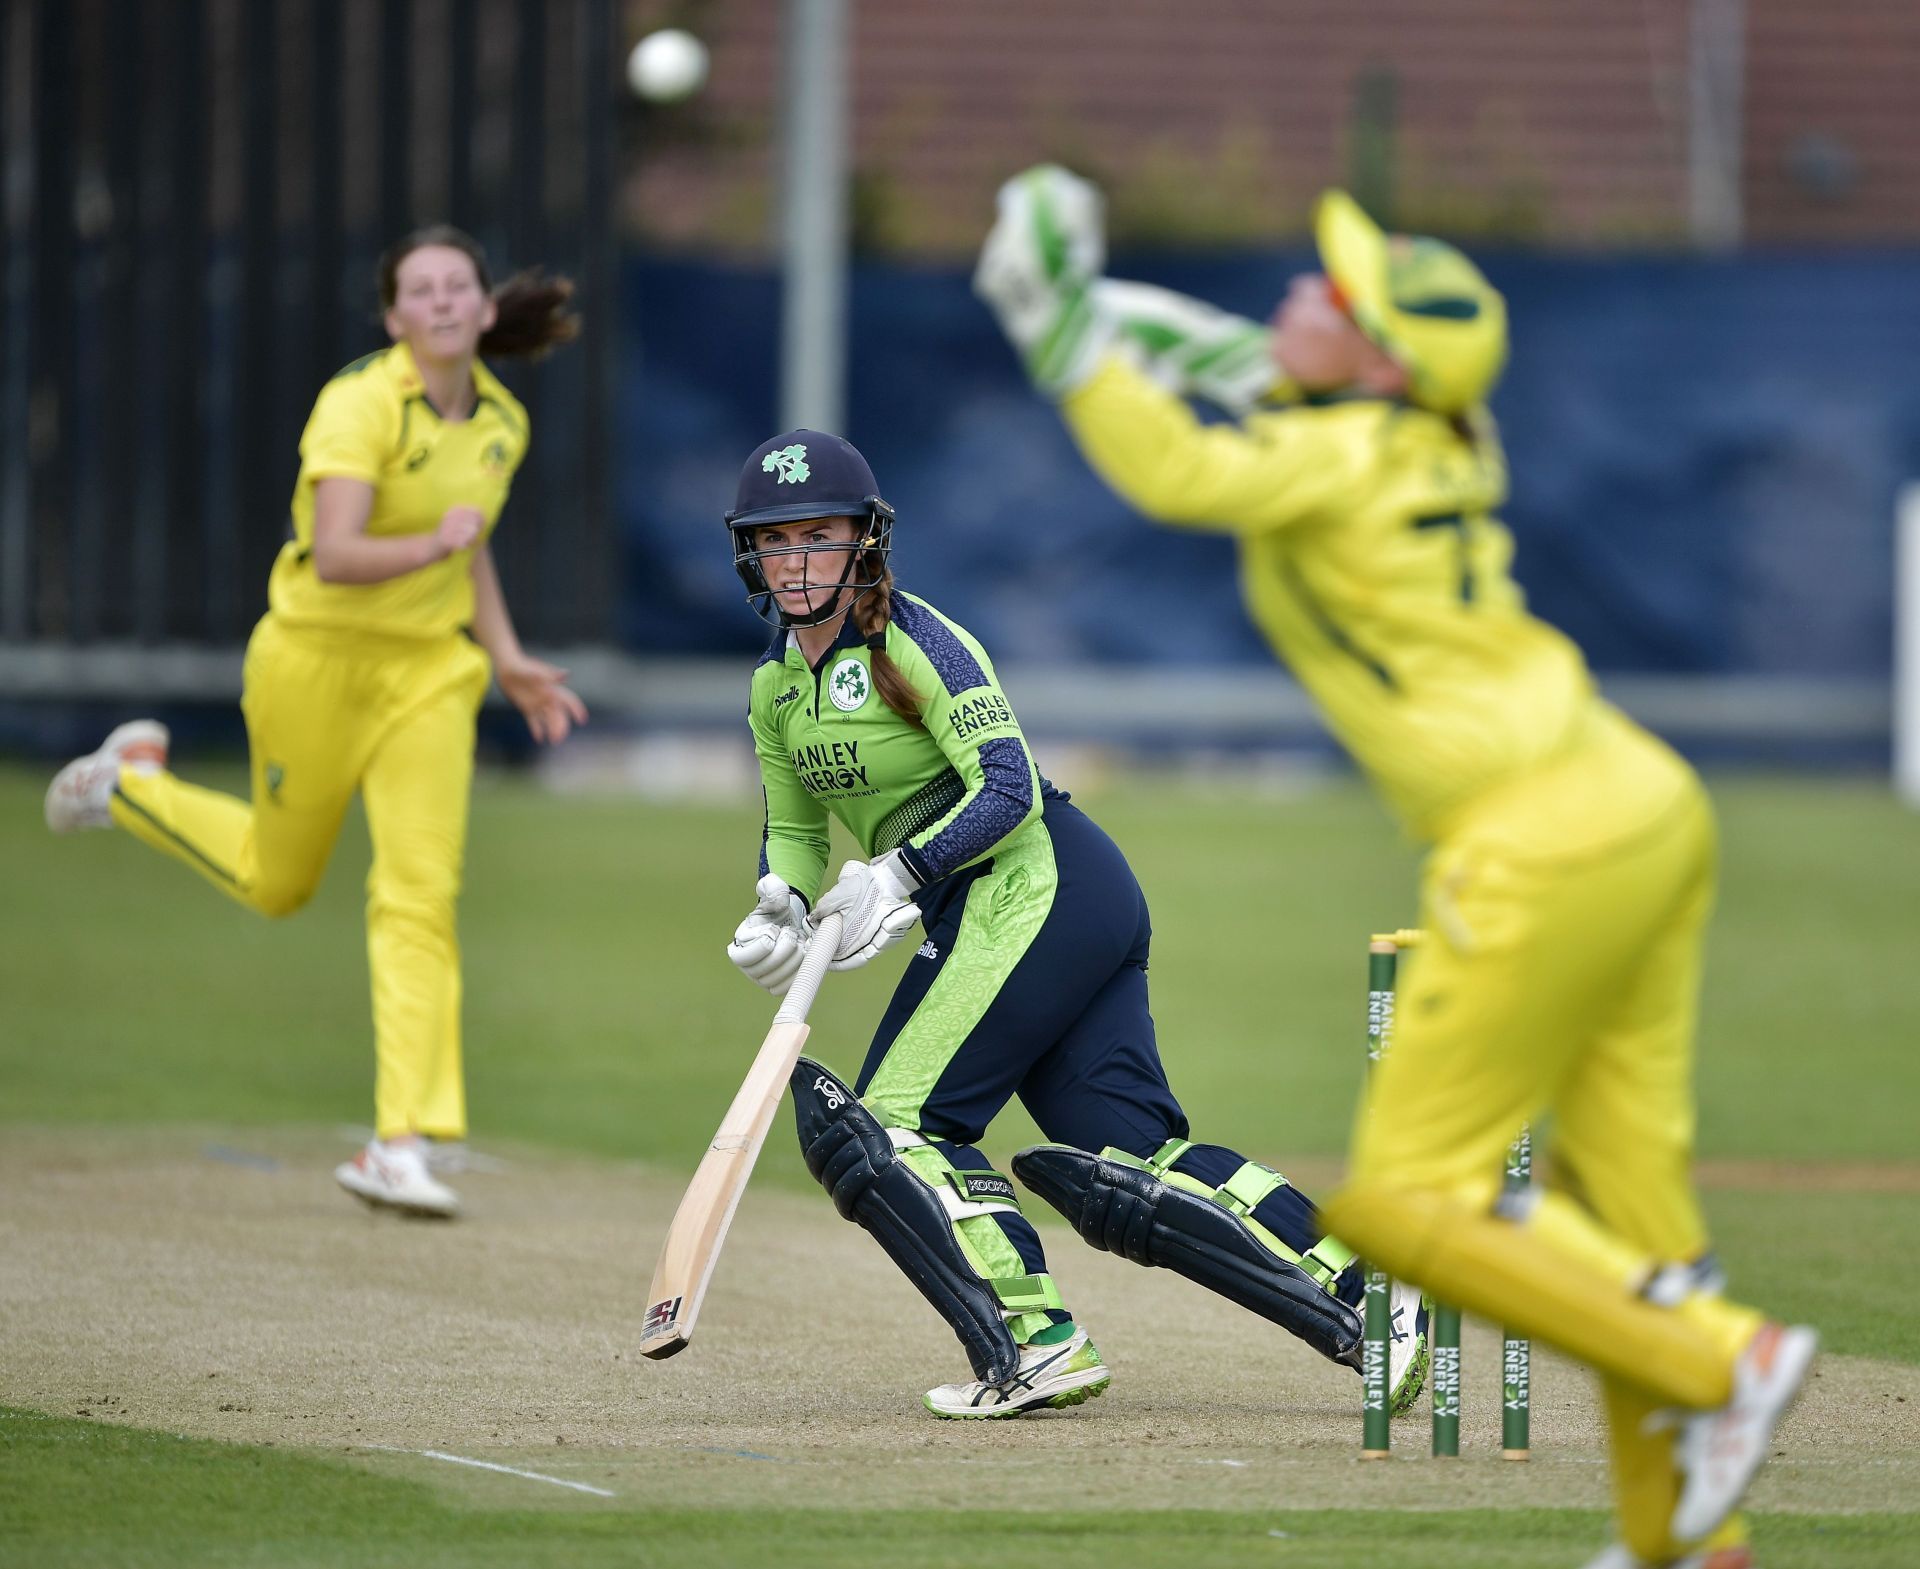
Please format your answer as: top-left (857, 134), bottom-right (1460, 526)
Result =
top-left (626, 29), bottom-right (709, 104)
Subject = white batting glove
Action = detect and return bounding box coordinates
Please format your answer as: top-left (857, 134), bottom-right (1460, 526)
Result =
top-left (810, 851), bottom-right (922, 973)
top-left (726, 874), bottom-right (811, 995)
top-left (1096, 278), bottom-right (1284, 415)
top-left (973, 165), bottom-right (1115, 397)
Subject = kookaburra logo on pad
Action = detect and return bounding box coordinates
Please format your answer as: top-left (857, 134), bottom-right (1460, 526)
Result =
top-left (813, 1076), bottom-right (846, 1110)
top-left (762, 444), bottom-right (810, 484)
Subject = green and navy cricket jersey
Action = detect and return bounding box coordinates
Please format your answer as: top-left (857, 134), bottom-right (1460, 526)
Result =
top-left (748, 592), bottom-right (1049, 900)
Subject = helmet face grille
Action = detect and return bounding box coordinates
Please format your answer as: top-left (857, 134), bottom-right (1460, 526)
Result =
top-left (726, 429), bottom-right (896, 628)
top-left (730, 503), bottom-right (895, 629)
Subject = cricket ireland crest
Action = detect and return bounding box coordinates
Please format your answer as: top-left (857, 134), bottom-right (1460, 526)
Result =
top-left (762, 444), bottom-right (810, 485)
top-left (827, 656), bottom-right (870, 712)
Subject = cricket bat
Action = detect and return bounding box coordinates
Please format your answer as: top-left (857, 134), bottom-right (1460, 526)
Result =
top-left (639, 911), bottom-right (843, 1359)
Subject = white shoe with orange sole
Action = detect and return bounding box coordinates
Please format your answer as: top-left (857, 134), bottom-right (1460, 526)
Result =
top-left (1669, 1321), bottom-right (1818, 1543)
top-left (44, 720), bottom-right (169, 833)
top-left (335, 1136), bottom-right (461, 1219)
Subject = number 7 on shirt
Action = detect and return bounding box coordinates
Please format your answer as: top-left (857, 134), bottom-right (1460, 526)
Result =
top-left (639, 912), bottom-right (844, 1359)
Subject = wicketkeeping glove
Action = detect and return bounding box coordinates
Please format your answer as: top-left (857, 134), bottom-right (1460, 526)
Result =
top-left (1096, 278), bottom-right (1284, 415)
top-left (810, 851), bottom-right (922, 972)
top-left (973, 165), bottom-right (1114, 397)
top-left (726, 874), bottom-right (811, 995)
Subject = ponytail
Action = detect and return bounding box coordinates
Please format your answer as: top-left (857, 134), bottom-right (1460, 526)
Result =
top-left (852, 567), bottom-right (924, 728)
top-left (482, 268), bottom-right (580, 361)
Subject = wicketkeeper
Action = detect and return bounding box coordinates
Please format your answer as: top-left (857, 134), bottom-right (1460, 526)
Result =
top-left (974, 165), bottom-right (1815, 1567)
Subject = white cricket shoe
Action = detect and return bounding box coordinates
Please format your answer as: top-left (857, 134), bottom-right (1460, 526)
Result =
top-left (1668, 1322), bottom-right (1817, 1542)
top-left (923, 1326), bottom-right (1110, 1419)
top-left (334, 1136), bottom-right (461, 1218)
top-left (1388, 1280), bottom-right (1431, 1416)
top-left (44, 720), bottom-right (169, 832)
top-left (1580, 1541), bottom-right (1753, 1568)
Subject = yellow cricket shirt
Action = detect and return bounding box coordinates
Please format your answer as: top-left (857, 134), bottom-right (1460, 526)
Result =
top-left (267, 342), bottom-right (529, 638)
top-left (1061, 354), bottom-right (1596, 840)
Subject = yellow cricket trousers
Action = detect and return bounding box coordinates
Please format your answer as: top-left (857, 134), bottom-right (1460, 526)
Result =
top-left (111, 613), bottom-right (491, 1140)
top-left (1320, 703), bottom-right (1764, 1561)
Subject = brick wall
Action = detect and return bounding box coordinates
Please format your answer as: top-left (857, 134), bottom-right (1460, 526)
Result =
top-left (624, 0), bottom-right (1918, 254)
top-left (1746, 0), bottom-right (1920, 244)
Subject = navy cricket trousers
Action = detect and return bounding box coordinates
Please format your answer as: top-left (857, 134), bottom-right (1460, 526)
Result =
top-left (852, 795), bottom-right (1334, 1292)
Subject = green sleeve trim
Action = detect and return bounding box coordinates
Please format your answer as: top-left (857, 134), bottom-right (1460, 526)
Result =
top-left (749, 668), bottom-right (831, 900)
top-left (326, 348), bottom-right (388, 382)
top-left (477, 390), bottom-right (528, 443)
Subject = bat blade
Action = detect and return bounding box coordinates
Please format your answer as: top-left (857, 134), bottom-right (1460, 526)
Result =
top-left (640, 911), bottom-right (841, 1361)
top-left (638, 1017), bottom-right (812, 1359)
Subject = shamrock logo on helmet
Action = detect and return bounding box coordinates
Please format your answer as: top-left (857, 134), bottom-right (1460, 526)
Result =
top-left (762, 444), bottom-right (811, 485)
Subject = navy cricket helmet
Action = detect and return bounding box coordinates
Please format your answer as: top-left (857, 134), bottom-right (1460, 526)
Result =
top-left (725, 429), bottom-right (896, 628)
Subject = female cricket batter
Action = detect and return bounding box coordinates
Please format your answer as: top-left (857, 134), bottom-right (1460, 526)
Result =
top-left (44, 226), bottom-right (586, 1220)
top-left (975, 166), bottom-right (1814, 1564)
top-left (723, 428), bottom-right (1426, 1418)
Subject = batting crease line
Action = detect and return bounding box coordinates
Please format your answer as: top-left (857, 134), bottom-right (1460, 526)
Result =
top-left (362, 1443), bottom-right (615, 1497)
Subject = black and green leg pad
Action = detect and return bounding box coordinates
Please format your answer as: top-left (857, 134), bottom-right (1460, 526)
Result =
top-left (1013, 1142), bottom-right (1363, 1368)
top-left (792, 1058), bottom-right (1020, 1385)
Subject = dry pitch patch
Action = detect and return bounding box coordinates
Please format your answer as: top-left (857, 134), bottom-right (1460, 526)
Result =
top-left (2, 1127), bottom-right (1914, 1518)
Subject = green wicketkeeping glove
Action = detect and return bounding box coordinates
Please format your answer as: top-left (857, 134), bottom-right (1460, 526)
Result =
top-left (1096, 278), bottom-right (1285, 415)
top-left (973, 165), bottom-right (1114, 397)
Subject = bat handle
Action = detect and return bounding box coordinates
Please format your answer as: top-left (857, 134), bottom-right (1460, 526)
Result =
top-left (773, 911), bottom-right (842, 1026)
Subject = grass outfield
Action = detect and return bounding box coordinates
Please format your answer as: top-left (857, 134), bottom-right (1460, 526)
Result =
top-left (4, 1408), bottom-right (1913, 1569)
top-left (4, 764), bottom-right (1917, 1169)
top-left (2, 762), bottom-right (1917, 1566)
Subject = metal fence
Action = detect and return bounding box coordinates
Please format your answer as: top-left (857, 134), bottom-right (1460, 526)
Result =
top-left (0, 0), bottom-right (620, 650)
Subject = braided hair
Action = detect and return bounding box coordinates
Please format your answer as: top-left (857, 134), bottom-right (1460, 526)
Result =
top-left (850, 563), bottom-right (924, 727)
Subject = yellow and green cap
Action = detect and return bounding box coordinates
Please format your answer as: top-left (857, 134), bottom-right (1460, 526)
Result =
top-left (1313, 189), bottom-right (1508, 414)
